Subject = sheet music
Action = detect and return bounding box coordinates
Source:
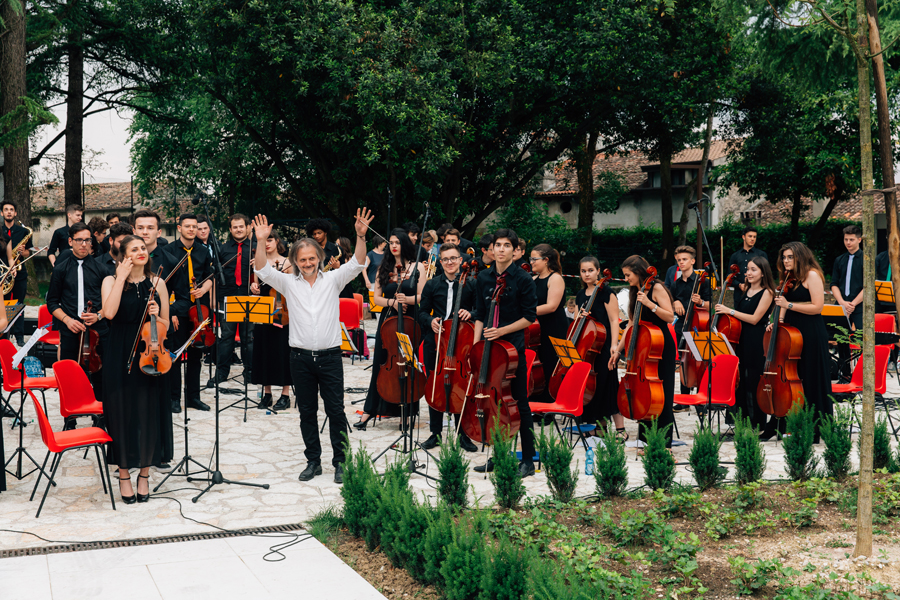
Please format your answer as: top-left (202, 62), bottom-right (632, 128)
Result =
top-left (173, 320), bottom-right (210, 357)
top-left (3, 304), bottom-right (25, 335)
top-left (683, 333), bottom-right (702, 361)
top-left (12, 326), bottom-right (48, 370)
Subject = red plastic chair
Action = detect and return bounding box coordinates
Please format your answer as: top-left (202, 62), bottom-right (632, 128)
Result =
top-left (27, 388), bottom-right (115, 518)
top-left (339, 298), bottom-right (361, 330)
top-left (832, 345), bottom-right (891, 396)
top-left (529, 361), bottom-right (592, 451)
top-left (37, 305), bottom-right (60, 346)
top-left (353, 293), bottom-right (364, 321)
top-left (53, 359), bottom-right (104, 430)
top-left (850, 313), bottom-right (895, 351)
top-left (0, 339), bottom-right (58, 413)
top-left (673, 354), bottom-right (739, 430)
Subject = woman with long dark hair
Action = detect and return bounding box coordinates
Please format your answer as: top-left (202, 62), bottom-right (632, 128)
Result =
top-left (715, 256), bottom-right (774, 429)
top-left (356, 229), bottom-right (426, 427)
top-left (614, 255), bottom-right (676, 448)
top-left (529, 243), bottom-right (568, 405)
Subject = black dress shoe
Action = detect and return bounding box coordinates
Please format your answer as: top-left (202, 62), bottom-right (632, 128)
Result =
top-left (421, 434), bottom-right (441, 450)
top-left (298, 462), bottom-right (323, 481)
top-left (171, 400), bottom-right (182, 414)
top-left (334, 463), bottom-right (344, 484)
top-left (157, 462), bottom-right (171, 471)
top-left (518, 461), bottom-right (536, 478)
top-left (257, 393), bottom-right (273, 410)
top-left (459, 434), bottom-right (478, 453)
top-left (272, 395), bottom-right (290, 411)
top-left (186, 397), bottom-right (211, 411)
top-left (474, 458), bottom-right (494, 473)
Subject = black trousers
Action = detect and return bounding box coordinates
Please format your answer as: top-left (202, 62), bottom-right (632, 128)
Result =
top-left (58, 324), bottom-right (108, 401)
top-left (215, 320), bottom-right (253, 379)
top-left (169, 318), bottom-right (203, 404)
top-left (836, 310), bottom-right (864, 378)
top-left (290, 350), bottom-right (347, 467)
top-left (4, 277), bottom-right (26, 340)
top-left (512, 354), bottom-right (536, 462)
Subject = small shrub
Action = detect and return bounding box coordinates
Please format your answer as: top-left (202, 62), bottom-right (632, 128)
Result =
top-left (872, 417), bottom-right (895, 471)
top-left (594, 423), bottom-right (628, 498)
top-left (604, 508), bottom-right (669, 547)
top-left (491, 426), bottom-right (526, 509)
top-left (438, 432), bottom-right (470, 509)
top-left (441, 513), bottom-right (488, 600)
top-left (728, 556), bottom-right (799, 595)
top-left (378, 461), bottom-right (414, 567)
top-left (734, 414), bottom-right (767, 485)
top-left (478, 536), bottom-right (533, 600)
top-left (783, 402), bottom-right (819, 481)
top-left (689, 427), bottom-right (727, 490)
top-left (820, 407), bottom-right (853, 480)
top-left (393, 495), bottom-right (430, 582)
top-left (530, 556), bottom-right (653, 599)
top-left (340, 439), bottom-right (378, 538)
top-left (423, 505), bottom-right (455, 588)
top-left (537, 425), bottom-right (579, 503)
top-left (734, 481), bottom-right (767, 509)
top-left (785, 498), bottom-right (818, 528)
top-left (642, 419), bottom-right (675, 491)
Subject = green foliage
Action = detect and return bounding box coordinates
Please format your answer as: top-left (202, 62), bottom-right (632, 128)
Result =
top-left (641, 419), bottom-right (674, 492)
top-left (689, 427), bottom-right (727, 491)
top-left (653, 487), bottom-right (702, 518)
top-left (783, 402), bottom-right (820, 482)
top-left (537, 426), bottom-right (579, 504)
top-left (593, 424), bottom-right (628, 498)
top-left (437, 432), bottom-right (470, 510)
top-left (529, 556), bottom-right (653, 600)
top-left (734, 414), bottom-right (767, 485)
top-left (441, 513), bottom-right (488, 600)
top-left (871, 417), bottom-right (897, 472)
top-left (478, 537), bottom-right (533, 600)
top-left (728, 556), bottom-right (800, 595)
top-left (493, 196), bottom-right (585, 265)
top-left (490, 427), bottom-right (526, 510)
top-left (820, 407), bottom-right (853, 480)
top-left (423, 505), bottom-right (455, 588)
top-left (306, 504), bottom-right (343, 546)
top-left (786, 498), bottom-right (819, 529)
top-left (603, 508), bottom-right (668, 547)
top-left (391, 494), bottom-right (431, 582)
top-left (340, 440), bottom-right (378, 539)
top-left (376, 460), bottom-right (415, 567)
top-left (734, 481), bottom-right (767, 509)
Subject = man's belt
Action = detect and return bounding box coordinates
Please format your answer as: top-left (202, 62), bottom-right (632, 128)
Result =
top-left (291, 347), bottom-right (343, 357)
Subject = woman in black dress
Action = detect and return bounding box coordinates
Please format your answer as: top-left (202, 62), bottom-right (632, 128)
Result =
top-left (529, 243), bottom-right (568, 404)
top-left (615, 255), bottom-right (677, 448)
top-left (771, 242), bottom-right (833, 441)
top-left (576, 257), bottom-right (623, 439)
top-left (356, 229), bottom-right (426, 428)
top-left (250, 230), bottom-right (292, 411)
top-left (715, 256), bottom-right (774, 429)
top-left (101, 235), bottom-right (172, 504)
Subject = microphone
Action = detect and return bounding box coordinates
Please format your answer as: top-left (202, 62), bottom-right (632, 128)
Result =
top-left (191, 191), bottom-right (203, 206)
top-left (687, 198), bottom-right (708, 210)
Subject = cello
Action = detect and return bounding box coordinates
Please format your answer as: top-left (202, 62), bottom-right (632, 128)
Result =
top-left (460, 273), bottom-right (520, 444)
top-left (376, 265), bottom-right (426, 404)
top-left (520, 262), bottom-right (545, 396)
top-left (189, 277), bottom-right (216, 348)
top-left (269, 260), bottom-right (290, 327)
top-left (76, 300), bottom-right (102, 374)
top-left (617, 267), bottom-right (666, 421)
top-left (757, 271), bottom-right (804, 418)
top-left (710, 263), bottom-right (742, 346)
top-left (547, 269), bottom-right (613, 404)
top-left (425, 260), bottom-right (478, 414)
top-left (677, 265), bottom-right (710, 389)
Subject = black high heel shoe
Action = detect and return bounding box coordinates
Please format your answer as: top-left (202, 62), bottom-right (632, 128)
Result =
top-left (136, 474), bottom-right (150, 503)
top-left (118, 474), bottom-right (136, 505)
top-left (354, 415), bottom-right (373, 431)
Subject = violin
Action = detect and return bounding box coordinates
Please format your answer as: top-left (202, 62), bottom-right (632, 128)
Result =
top-left (677, 264), bottom-right (710, 389)
top-left (269, 260), bottom-right (290, 327)
top-left (425, 260), bottom-right (478, 414)
top-left (548, 269), bottom-right (612, 404)
top-left (460, 273), bottom-right (520, 444)
top-left (376, 265), bottom-right (425, 404)
top-left (520, 261), bottom-right (545, 396)
top-left (128, 272), bottom-right (172, 376)
top-left (76, 300), bottom-right (102, 374)
top-left (617, 267), bottom-right (666, 421)
top-left (189, 277), bottom-right (216, 348)
top-left (711, 264), bottom-right (742, 345)
top-left (757, 271), bottom-right (804, 417)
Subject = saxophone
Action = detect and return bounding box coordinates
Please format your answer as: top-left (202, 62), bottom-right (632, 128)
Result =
top-left (323, 245), bottom-right (342, 272)
top-left (3, 225), bottom-right (32, 294)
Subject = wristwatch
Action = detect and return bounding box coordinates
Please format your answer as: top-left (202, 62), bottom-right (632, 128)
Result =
top-left (651, 304), bottom-right (658, 313)
top-left (788, 303), bottom-right (794, 310)
top-left (730, 310), bottom-right (735, 316)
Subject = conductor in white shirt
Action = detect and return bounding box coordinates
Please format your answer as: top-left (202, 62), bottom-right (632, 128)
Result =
top-left (252, 209), bottom-right (374, 484)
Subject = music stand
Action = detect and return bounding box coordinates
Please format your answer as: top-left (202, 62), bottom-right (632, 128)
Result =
top-left (549, 336), bottom-right (582, 367)
top-left (1, 303), bottom-right (25, 416)
top-left (5, 327), bottom-right (53, 482)
top-left (219, 295), bottom-right (273, 420)
top-left (876, 280), bottom-right (896, 305)
top-left (687, 331), bottom-right (731, 433)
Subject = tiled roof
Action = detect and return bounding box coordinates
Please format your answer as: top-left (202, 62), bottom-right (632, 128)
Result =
top-left (829, 194), bottom-right (885, 221)
top-left (30, 181), bottom-right (191, 220)
top-left (670, 140), bottom-right (729, 164)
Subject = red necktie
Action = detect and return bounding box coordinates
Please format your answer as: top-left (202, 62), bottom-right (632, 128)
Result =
top-left (235, 244), bottom-right (242, 287)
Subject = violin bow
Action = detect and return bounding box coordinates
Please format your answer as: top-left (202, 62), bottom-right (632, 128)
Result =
top-left (192, 253), bottom-right (238, 288)
top-left (126, 267), bottom-right (164, 374)
top-left (162, 251), bottom-right (191, 285)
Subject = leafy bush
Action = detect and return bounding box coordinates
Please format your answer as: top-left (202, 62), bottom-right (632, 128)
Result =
top-left (392, 494), bottom-right (430, 582)
top-left (820, 407), bottom-right (853, 480)
top-left (871, 417), bottom-right (896, 471)
top-left (423, 505), bottom-right (455, 588)
top-left (603, 508), bottom-right (669, 547)
top-left (478, 537), bottom-right (533, 600)
top-left (594, 423), bottom-right (629, 498)
top-left (728, 556), bottom-right (799, 595)
top-left (537, 425), bottom-right (579, 503)
top-left (654, 487), bottom-right (702, 517)
top-left (529, 554), bottom-right (653, 600)
top-left (491, 426), bottom-right (526, 509)
top-left (438, 431), bottom-right (470, 509)
top-left (783, 403), bottom-right (819, 481)
top-left (734, 414), bottom-right (767, 485)
top-left (642, 419), bottom-right (675, 491)
top-left (441, 513), bottom-right (488, 600)
top-left (377, 460), bottom-right (415, 567)
top-left (689, 427), bottom-right (727, 490)
top-left (340, 439), bottom-right (378, 538)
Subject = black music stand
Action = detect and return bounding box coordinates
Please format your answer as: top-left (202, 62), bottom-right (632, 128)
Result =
top-left (219, 295), bottom-right (271, 419)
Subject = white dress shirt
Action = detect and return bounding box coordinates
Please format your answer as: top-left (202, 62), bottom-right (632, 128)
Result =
top-left (255, 254), bottom-right (364, 351)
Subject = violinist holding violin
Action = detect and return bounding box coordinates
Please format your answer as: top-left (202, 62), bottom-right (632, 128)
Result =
top-left (100, 235), bottom-right (173, 504)
top-left (161, 214), bottom-right (213, 414)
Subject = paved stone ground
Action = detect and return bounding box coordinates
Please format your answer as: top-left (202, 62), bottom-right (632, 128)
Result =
top-left (1, 313), bottom-right (896, 552)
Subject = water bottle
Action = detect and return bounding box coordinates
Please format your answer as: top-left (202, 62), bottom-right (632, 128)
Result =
top-left (585, 446), bottom-right (594, 476)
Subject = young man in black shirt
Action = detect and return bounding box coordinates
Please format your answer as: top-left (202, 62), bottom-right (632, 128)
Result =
top-left (48, 203), bottom-right (83, 267)
top-left (474, 234), bottom-right (494, 272)
top-left (306, 218), bottom-right (340, 266)
top-left (666, 245), bottom-right (711, 395)
top-left (471, 228), bottom-right (538, 478)
top-left (1, 201), bottom-right (33, 344)
top-left (100, 222), bottom-right (134, 276)
top-left (727, 226), bottom-right (768, 305)
top-left (831, 225), bottom-right (864, 375)
top-left (417, 243), bottom-right (478, 452)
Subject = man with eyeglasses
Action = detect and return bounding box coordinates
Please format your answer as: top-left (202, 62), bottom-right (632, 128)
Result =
top-left (417, 243), bottom-right (479, 452)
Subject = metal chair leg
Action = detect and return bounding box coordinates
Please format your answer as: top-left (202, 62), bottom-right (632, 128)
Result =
top-left (98, 446), bottom-right (115, 510)
top-left (94, 446), bottom-right (108, 495)
top-left (29, 451), bottom-right (52, 501)
top-left (35, 450), bottom-right (65, 518)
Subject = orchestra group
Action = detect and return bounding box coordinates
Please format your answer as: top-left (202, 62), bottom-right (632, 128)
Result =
top-left (0, 201), bottom-right (875, 503)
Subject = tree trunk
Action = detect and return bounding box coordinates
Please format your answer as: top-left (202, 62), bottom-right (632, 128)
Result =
top-left (659, 141), bottom-right (674, 271)
top-left (575, 131), bottom-right (599, 248)
top-left (63, 13), bottom-right (84, 208)
top-left (1, 0), bottom-right (30, 223)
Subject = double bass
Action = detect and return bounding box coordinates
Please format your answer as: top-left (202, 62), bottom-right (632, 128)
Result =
top-left (425, 260), bottom-right (478, 414)
top-left (757, 271), bottom-right (804, 418)
top-left (76, 300), bottom-right (102, 374)
top-left (711, 263), bottom-right (742, 346)
top-left (460, 274), bottom-right (520, 444)
top-left (617, 267), bottom-right (666, 421)
top-left (520, 262), bottom-right (545, 396)
top-left (677, 265), bottom-right (710, 389)
top-left (376, 265), bottom-right (425, 404)
top-left (547, 269), bottom-right (613, 404)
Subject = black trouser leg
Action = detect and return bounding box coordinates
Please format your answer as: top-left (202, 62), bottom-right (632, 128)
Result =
top-left (58, 329), bottom-right (80, 362)
top-left (216, 320), bottom-right (238, 379)
top-left (291, 352), bottom-right (347, 467)
top-left (513, 357), bottom-right (535, 462)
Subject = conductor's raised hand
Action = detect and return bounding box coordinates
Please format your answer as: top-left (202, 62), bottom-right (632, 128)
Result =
top-left (253, 215), bottom-right (273, 242)
top-left (355, 207), bottom-right (374, 237)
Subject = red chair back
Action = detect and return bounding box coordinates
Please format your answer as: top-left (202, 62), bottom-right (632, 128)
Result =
top-left (875, 345), bottom-right (891, 395)
top-left (339, 298), bottom-right (361, 330)
top-left (29, 388), bottom-right (58, 452)
top-left (707, 354), bottom-right (739, 407)
top-left (53, 360), bottom-right (101, 418)
top-left (0, 338), bottom-right (23, 391)
top-left (353, 293), bottom-right (364, 321)
top-left (38, 305), bottom-right (52, 328)
top-left (553, 361), bottom-right (591, 417)
top-left (876, 313), bottom-right (896, 333)
top-left (668, 323), bottom-right (678, 346)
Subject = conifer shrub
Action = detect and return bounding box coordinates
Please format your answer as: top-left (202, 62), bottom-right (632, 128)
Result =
top-left (733, 414), bottom-right (766, 485)
top-left (689, 427), bottom-right (727, 490)
top-left (340, 438), bottom-right (378, 539)
top-left (783, 403), bottom-right (819, 481)
top-left (438, 431), bottom-right (470, 509)
top-left (642, 419), bottom-right (675, 491)
top-left (537, 425), bottom-right (579, 503)
top-left (820, 406), bottom-right (852, 480)
top-left (423, 505), bottom-right (455, 588)
top-left (441, 513), bottom-right (488, 600)
top-left (378, 461), bottom-right (415, 568)
top-left (393, 495), bottom-right (430, 582)
top-left (490, 425), bottom-right (526, 509)
top-left (478, 536), bottom-right (533, 600)
top-left (871, 416), bottom-right (895, 471)
top-left (594, 423), bottom-right (629, 497)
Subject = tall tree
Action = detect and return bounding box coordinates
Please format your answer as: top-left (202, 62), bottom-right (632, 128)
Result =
top-left (1, 0), bottom-right (30, 221)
